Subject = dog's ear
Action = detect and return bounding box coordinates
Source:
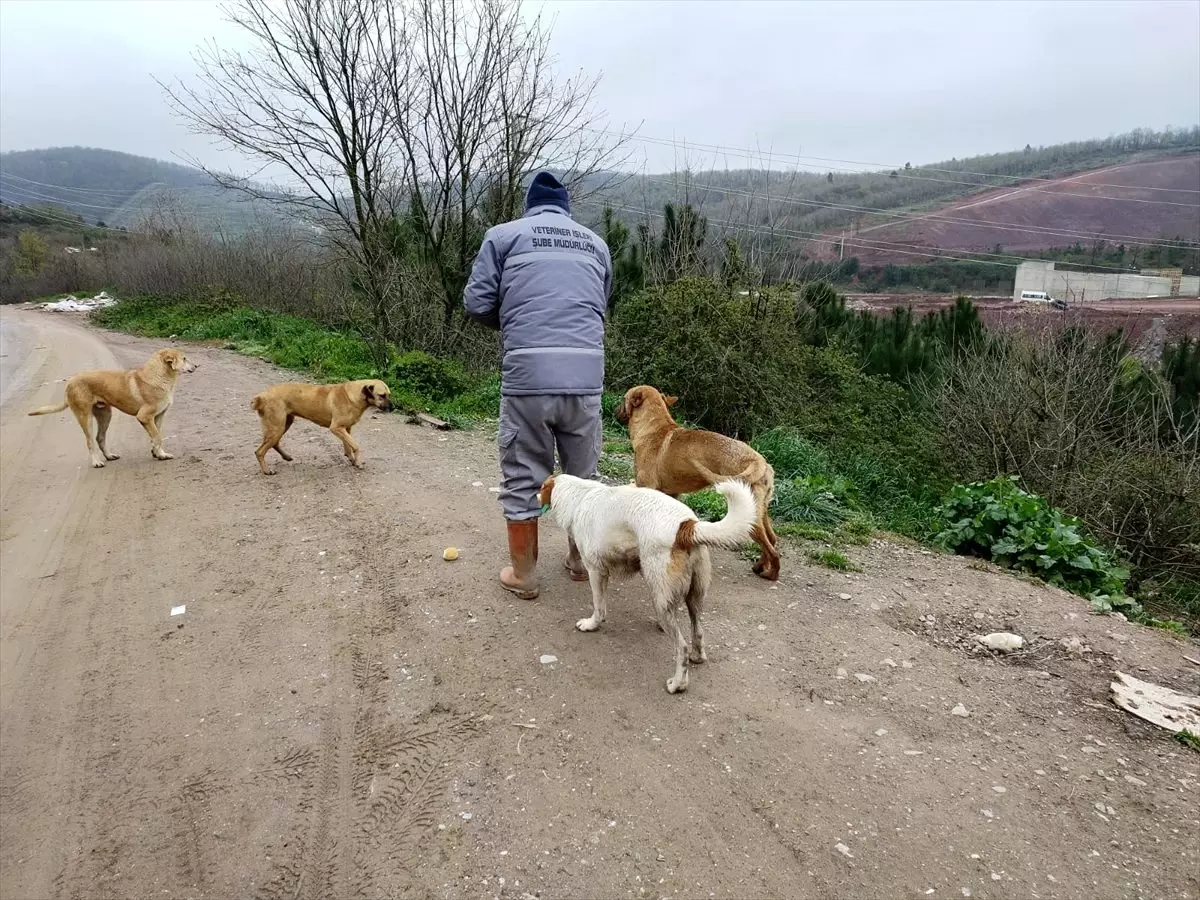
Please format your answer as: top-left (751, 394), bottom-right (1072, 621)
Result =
top-left (362, 384), bottom-right (376, 400)
top-left (663, 395), bottom-right (678, 407)
top-left (629, 390), bottom-right (644, 410)
top-left (165, 351), bottom-right (183, 371)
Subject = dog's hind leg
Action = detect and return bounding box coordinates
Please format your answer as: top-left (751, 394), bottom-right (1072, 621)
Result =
top-left (575, 568), bottom-right (609, 632)
top-left (751, 486), bottom-right (781, 581)
top-left (684, 558), bottom-right (711, 664)
top-left (93, 404), bottom-right (120, 461)
top-left (647, 566), bottom-right (690, 694)
top-left (255, 413), bottom-right (286, 476)
top-left (274, 414), bottom-right (295, 461)
top-left (71, 402), bottom-right (106, 468)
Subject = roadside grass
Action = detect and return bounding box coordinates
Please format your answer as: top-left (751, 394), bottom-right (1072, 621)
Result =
top-left (92, 294), bottom-right (499, 427)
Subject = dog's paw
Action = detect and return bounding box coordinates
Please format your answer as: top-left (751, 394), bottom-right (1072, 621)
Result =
top-left (154, 451), bottom-right (175, 460)
top-left (689, 645), bottom-right (707, 664)
top-left (262, 468), bottom-right (277, 476)
top-left (104, 452), bottom-right (120, 460)
top-left (666, 674), bottom-right (689, 694)
top-left (575, 616), bottom-right (602, 632)
top-left (90, 459), bottom-right (106, 469)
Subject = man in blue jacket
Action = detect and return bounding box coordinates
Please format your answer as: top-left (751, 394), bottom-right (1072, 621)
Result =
top-left (463, 172), bottom-right (613, 599)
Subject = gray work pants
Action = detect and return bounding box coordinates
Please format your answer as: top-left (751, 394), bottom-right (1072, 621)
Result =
top-left (498, 394), bottom-right (602, 520)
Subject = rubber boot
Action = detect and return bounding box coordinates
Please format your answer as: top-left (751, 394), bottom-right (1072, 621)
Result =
top-left (500, 519), bottom-right (539, 600)
top-left (565, 534), bottom-right (588, 582)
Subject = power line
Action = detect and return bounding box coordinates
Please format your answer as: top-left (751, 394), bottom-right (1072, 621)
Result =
top-left (578, 197), bottom-right (1192, 274)
top-left (636, 173), bottom-right (1200, 250)
top-left (593, 128), bottom-right (1200, 208)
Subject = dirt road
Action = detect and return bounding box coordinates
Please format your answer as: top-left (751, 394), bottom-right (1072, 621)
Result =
top-left (1, 307), bottom-right (1198, 900)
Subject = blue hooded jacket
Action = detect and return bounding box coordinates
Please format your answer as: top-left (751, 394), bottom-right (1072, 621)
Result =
top-left (463, 173), bottom-right (613, 396)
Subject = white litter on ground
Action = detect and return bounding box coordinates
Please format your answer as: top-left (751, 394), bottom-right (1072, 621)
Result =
top-left (41, 291), bottom-right (118, 312)
top-left (170, 605), bottom-right (186, 617)
top-left (1110, 671), bottom-right (1200, 735)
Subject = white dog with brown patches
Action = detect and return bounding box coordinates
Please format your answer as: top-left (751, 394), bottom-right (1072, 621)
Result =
top-left (537, 473), bottom-right (756, 694)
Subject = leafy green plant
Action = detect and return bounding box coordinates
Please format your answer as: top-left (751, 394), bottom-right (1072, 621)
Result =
top-left (807, 549), bottom-right (860, 571)
top-left (936, 475), bottom-right (1137, 614)
top-left (1174, 729), bottom-right (1200, 753)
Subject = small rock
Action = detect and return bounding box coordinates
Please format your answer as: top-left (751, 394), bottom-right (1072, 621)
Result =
top-left (539, 654), bottom-right (558, 665)
top-left (488, 486), bottom-right (501, 493)
top-left (442, 547), bottom-right (460, 561)
top-left (836, 667), bottom-right (848, 679)
top-left (901, 660), bottom-right (914, 669)
top-left (991, 785), bottom-right (1007, 794)
top-left (854, 673), bottom-right (876, 683)
top-left (460, 812), bottom-right (473, 821)
top-left (757, 624), bottom-right (766, 631)
top-left (881, 657), bottom-right (897, 668)
top-left (835, 842), bottom-right (853, 858)
top-left (471, 481), bottom-right (483, 487)
top-left (976, 632), bottom-right (1024, 652)
top-left (981, 809), bottom-right (994, 819)
top-left (962, 889), bottom-right (973, 898)
top-left (1081, 746), bottom-right (1100, 754)
top-left (951, 703), bottom-right (970, 718)
top-left (1123, 774), bottom-right (1147, 787)
top-left (991, 873), bottom-right (1001, 882)
top-left (874, 728), bottom-right (888, 737)
top-left (838, 593), bottom-right (853, 601)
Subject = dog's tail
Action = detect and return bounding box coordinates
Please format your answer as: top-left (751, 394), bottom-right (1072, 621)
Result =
top-left (673, 479), bottom-right (757, 552)
top-left (27, 398), bottom-right (68, 416)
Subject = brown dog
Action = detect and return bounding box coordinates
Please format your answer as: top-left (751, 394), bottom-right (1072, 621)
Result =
top-left (251, 379), bottom-right (393, 475)
top-left (28, 347), bottom-right (198, 467)
top-left (615, 385), bottom-right (780, 580)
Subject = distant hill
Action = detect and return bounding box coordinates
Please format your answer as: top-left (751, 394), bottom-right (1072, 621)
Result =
top-left (812, 154), bottom-right (1200, 266)
top-left (0, 147), bottom-right (298, 235)
top-left (3, 128), bottom-right (1197, 262)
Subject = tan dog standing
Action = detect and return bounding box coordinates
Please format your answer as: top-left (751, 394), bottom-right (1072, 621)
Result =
top-left (251, 379), bottom-right (393, 475)
top-left (28, 347), bottom-right (198, 467)
top-left (615, 385), bottom-right (780, 580)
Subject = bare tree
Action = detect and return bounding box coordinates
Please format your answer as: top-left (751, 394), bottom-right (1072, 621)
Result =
top-left (161, 0), bottom-right (412, 361)
top-left (162, 0), bottom-right (631, 359)
top-left (387, 0), bottom-right (633, 351)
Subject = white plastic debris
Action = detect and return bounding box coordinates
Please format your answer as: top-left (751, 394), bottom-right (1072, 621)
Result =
top-left (854, 673), bottom-right (876, 683)
top-left (835, 842), bottom-right (853, 858)
top-left (977, 632), bottom-right (1025, 652)
top-left (1110, 671), bottom-right (1200, 735)
top-left (41, 291), bottom-right (118, 312)
top-left (170, 605), bottom-right (186, 616)
top-left (951, 703), bottom-right (970, 717)
top-left (539, 654), bottom-right (558, 665)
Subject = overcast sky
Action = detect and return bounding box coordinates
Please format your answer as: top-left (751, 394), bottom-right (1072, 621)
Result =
top-left (1, 0), bottom-right (1197, 177)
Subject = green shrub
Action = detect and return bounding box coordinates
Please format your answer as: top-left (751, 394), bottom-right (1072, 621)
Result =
top-left (935, 475), bottom-right (1137, 614)
top-left (750, 427), bottom-right (945, 539)
top-left (392, 350), bottom-right (470, 402)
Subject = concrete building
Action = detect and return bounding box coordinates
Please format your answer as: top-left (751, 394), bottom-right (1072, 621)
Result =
top-left (1013, 260), bottom-right (1200, 302)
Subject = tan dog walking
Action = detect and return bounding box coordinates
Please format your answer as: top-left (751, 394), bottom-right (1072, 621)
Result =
top-left (616, 385), bottom-right (780, 580)
top-left (27, 347), bottom-right (198, 467)
top-left (250, 379), bottom-right (393, 475)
